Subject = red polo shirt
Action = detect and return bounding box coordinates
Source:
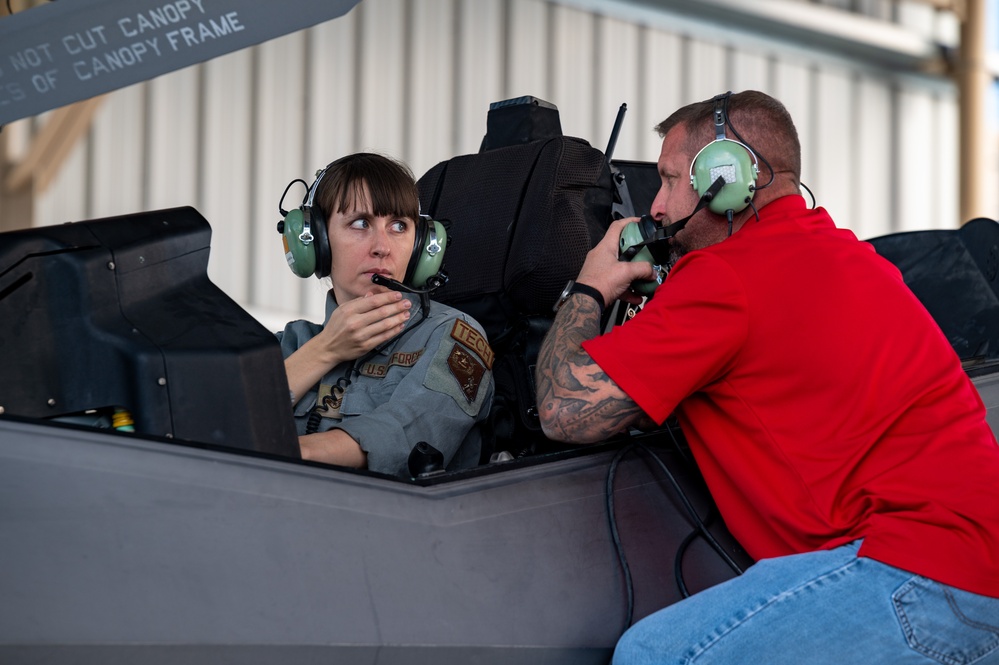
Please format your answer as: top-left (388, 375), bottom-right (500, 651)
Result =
top-left (584, 195), bottom-right (999, 597)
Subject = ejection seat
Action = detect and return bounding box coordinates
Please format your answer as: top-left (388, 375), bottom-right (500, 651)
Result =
top-left (415, 96), bottom-right (616, 463)
top-left (867, 218), bottom-right (999, 368)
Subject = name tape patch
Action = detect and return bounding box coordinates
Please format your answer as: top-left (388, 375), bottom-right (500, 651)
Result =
top-left (359, 348), bottom-right (425, 378)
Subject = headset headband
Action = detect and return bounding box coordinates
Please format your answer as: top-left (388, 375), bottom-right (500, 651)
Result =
top-left (304, 166), bottom-right (327, 211)
top-left (713, 93), bottom-right (728, 141)
top-left (688, 92), bottom-right (759, 216)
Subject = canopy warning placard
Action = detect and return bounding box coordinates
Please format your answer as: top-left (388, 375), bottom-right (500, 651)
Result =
top-left (0, 0), bottom-right (360, 125)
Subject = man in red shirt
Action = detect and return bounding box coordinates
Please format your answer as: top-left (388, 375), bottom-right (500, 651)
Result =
top-left (536, 90), bottom-right (999, 663)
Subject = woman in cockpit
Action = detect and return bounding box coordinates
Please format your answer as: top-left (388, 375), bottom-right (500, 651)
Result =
top-left (276, 153), bottom-right (494, 477)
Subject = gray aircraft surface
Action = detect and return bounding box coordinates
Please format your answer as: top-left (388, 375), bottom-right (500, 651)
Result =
top-left (3, 206), bottom-right (999, 665)
top-left (0, 150), bottom-right (755, 665)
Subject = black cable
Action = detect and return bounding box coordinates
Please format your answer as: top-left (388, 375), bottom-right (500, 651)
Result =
top-left (662, 417), bottom-right (689, 461)
top-left (800, 181), bottom-right (817, 209)
top-left (304, 362), bottom-right (356, 434)
top-left (300, 286), bottom-right (427, 436)
top-left (605, 442), bottom-right (637, 630)
top-left (6, 0), bottom-right (13, 15)
top-left (721, 94), bottom-right (775, 193)
top-left (604, 433), bottom-right (746, 635)
top-left (674, 529), bottom-right (699, 598)
top-left (674, 501), bottom-right (726, 599)
top-left (304, 400), bottom-right (326, 435)
top-left (277, 178), bottom-right (309, 217)
top-left (658, 421), bottom-right (726, 598)
top-left (634, 441), bottom-right (744, 575)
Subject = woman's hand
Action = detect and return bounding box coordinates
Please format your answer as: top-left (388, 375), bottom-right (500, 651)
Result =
top-left (319, 290), bottom-right (412, 364)
top-left (285, 290), bottom-right (411, 406)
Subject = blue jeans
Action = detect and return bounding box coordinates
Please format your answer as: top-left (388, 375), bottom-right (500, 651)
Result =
top-left (613, 541), bottom-right (999, 665)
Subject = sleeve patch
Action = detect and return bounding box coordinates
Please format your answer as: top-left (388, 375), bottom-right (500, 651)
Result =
top-left (446, 343), bottom-right (486, 403)
top-left (449, 319), bottom-right (495, 369)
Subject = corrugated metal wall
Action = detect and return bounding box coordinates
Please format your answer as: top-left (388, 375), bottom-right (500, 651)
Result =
top-left (25, 0), bottom-right (976, 328)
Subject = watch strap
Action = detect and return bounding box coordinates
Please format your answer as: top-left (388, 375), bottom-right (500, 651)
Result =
top-left (566, 282), bottom-right (604, 315)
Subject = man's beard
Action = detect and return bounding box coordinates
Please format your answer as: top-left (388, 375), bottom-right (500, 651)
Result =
top-left (662, 240), bottom-right (688, 279)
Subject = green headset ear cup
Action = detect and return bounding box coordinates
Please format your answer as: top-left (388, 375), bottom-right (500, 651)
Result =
top-left (619, 220), bottom-right (656, 265)
top-left (690, 140), bottom-right (759, 214)
top-left (618, 219), bottom-right (661, 296)
top-left (281, 208), bottom-right (317, 278)
top-left (406, 219), bottom-right (447, 288)
top-left (308, 206), bottom-right (331, 279)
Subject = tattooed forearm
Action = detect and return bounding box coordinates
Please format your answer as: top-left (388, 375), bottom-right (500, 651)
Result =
top-left (536, 294), bottom-right (645, 443)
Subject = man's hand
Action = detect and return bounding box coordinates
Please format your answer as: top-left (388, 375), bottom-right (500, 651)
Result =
top-left (576, 217), bottom-right (658, 309)
top-left (534, 221), bottom-right (656, 444)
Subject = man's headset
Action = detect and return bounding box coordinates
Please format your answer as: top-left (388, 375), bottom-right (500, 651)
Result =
top-left (690, 91), bottom-right (759, 216)
top-left (619, 92), bottom-right (760, 293)
top-left (277, 164), bottom-right (448, 292)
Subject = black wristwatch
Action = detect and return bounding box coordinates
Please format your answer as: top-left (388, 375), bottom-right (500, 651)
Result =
top-left (553, 280), bottom-right (605, 315)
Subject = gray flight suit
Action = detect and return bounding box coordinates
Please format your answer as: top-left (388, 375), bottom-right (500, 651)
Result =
top-left (277, 291), bottom-right (495, 477)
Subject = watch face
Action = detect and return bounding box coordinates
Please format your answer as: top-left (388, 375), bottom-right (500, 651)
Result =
top-left (554, 280), bottom-right (575, 312)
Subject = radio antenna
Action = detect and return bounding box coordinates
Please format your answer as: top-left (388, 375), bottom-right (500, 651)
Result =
top-left (605, 103), bottom-right (627, 162)
top-left (606, 103), bottom-right (637, 221)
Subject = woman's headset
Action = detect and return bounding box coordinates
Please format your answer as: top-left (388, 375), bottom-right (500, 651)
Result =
top-left (277, 164), bottom-right (448, 288)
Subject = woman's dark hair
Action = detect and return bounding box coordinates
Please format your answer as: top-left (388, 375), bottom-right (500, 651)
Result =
top-left (314, 152), bottom-right (420, 223)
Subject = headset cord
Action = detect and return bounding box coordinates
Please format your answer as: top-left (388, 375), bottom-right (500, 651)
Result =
top-left (660, 417), bottom-right (723, 599)
top-left (722, 95), bottom-right (776, 193)
top-left (674, 502), bottom-right (725, 598)
top-left (300, 317), bottom-right (425, 436)
top-left (300, 297), bottom-right (432, 438)
top-left (729, 200), bottom-right (760, 236)
top-left (674, 530), bottom-right (700, 598)
top-left (633, 440), bottom-right (744, 575)
top-left (800, 181), bottom-right (817, 209)
top-left (605, 433), bottom-right (746, 631)
top-left (606, 442), bottom-right (638, 630)
top-left (304, 361), bottom-right (356, 435)
top-left (305, 397), bottom-right (333, 434)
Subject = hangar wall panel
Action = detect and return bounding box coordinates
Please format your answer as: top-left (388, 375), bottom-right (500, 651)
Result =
top-left (854, 76), bottom-right (894, 242)
top-left (596, 17), bottom-right (641, 160)
top-left (201, 49), bottom-right (254, 308)
top-left (89, 84), bottom-right (145, 220)
top-left (148, 66), bottom-right (200, 213)
top-left (409, 0), bottom-right (460, 169)
top-left (252, 32), bottom-right (308, 316)
top-left (455, 0), bottom-right (505, 156)
top-left (26, 0), bottom-right (975, 329)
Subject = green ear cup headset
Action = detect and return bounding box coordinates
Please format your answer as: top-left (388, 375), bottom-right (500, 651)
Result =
top-left (280, 207), bottom-right (319, 277)
top-left (619, 215), bottom-right (666, 296)
top-left (404, 214), bottom-right (448, 289)
top-left (277, 166), bottom-right (333, 279)
top-left (689, 92), bottom-right (760, 216)
top-left (617, 92), bottom-right (768, 296)
top-left (277, 165), bottom-right (448, 288)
